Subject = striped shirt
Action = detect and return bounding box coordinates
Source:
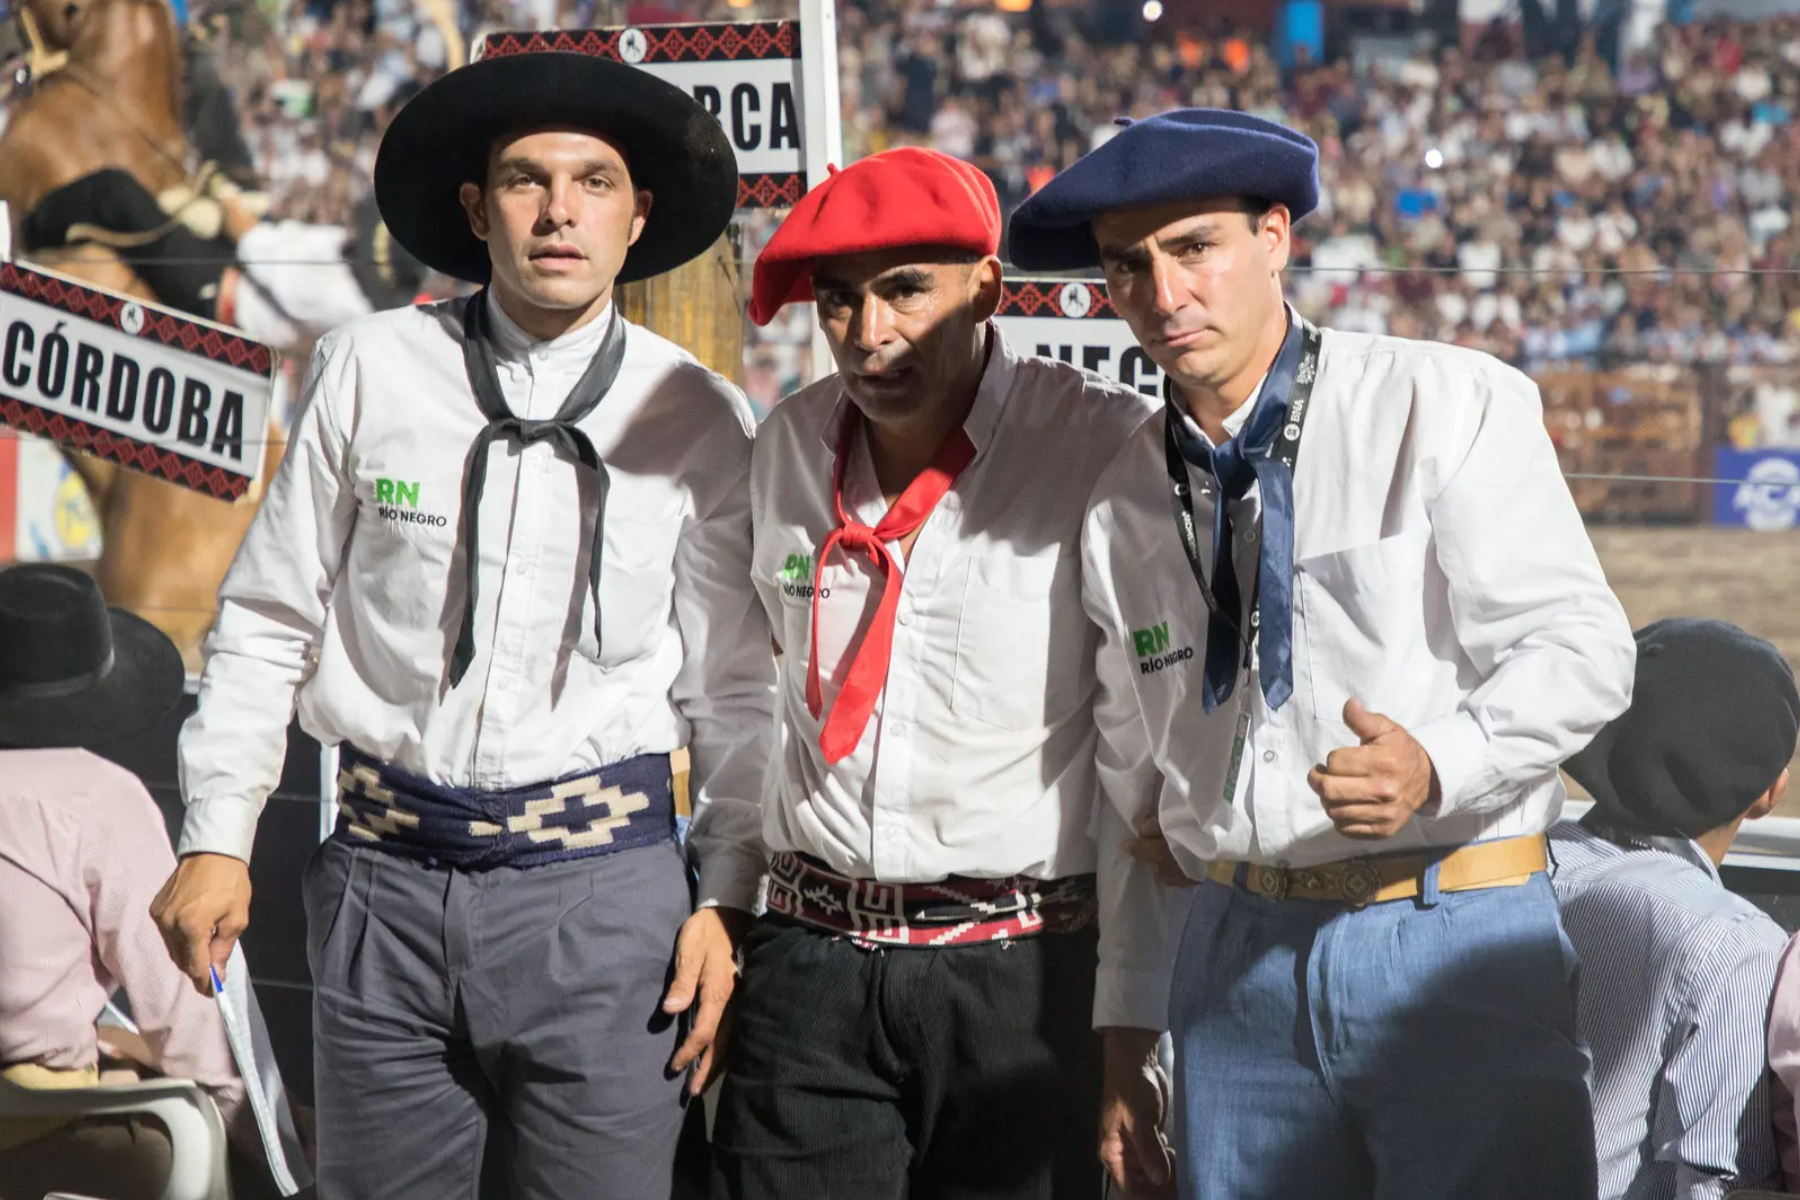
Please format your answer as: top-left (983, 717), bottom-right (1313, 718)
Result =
top-left (1550, 818), bottom-right (1787, 1200)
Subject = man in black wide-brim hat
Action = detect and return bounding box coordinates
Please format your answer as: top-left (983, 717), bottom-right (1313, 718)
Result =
top-left (150, 51), bottom-right (775, 1198)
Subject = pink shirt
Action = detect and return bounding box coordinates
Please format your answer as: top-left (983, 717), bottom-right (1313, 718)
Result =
top-left (0, 748), bottom-right (244, 1128)
top-left (1768, 931), bottom-right (1800, 1188)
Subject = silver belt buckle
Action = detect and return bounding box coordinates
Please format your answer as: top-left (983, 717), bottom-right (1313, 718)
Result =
top-left (1340, 859), bottom-right (1382, 909)
top-left (1252, 865), bottom-right (1290, 902)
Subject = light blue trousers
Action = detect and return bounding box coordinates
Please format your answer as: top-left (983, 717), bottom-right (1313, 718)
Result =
top-left (1171, 868), bottom-right (1595, 1200)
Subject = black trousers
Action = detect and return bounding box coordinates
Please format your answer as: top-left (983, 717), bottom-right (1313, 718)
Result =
top-left (712, 915), bottom-right (1103, 1200)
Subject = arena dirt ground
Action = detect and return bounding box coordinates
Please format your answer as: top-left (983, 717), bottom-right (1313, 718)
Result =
top-left (1587, 526), bottom-right (1800, 815)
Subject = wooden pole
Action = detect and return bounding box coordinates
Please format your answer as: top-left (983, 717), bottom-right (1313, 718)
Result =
top-left (616, 225), bottom-right (745, 387)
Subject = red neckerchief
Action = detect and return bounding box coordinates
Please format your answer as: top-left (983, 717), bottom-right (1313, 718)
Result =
top-left (805, 414), bottom-right (976, 764)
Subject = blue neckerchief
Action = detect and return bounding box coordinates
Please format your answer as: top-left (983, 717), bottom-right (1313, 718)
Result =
top-left (1165, 315), bottom-right (1307, 713)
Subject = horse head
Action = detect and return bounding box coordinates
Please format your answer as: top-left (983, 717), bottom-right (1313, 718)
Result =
top-left (5, 0), bottom-right (178, 88)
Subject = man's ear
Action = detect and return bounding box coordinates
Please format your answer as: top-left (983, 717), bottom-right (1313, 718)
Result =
top-left (969, 254), bottom-right (1004, 323)
top-left (1263, 203), bottom-right (1293, 275)
top-left (459, 182), bottom-right (488, 241)
top-left (1751, 767), bottom-right (1792, 821)
top-left (627, 189), bottom-right (653, 248)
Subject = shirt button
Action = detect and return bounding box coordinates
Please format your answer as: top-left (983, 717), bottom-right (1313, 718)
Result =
top-left (1262, 750), bottom-right (1276, 763)
top-left (1243, 527), bottom-right (1259, 544)
top-left (897, 606), bottom-right (913, 626)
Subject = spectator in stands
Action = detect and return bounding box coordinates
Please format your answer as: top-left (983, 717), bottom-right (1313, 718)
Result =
top-left (0, 564), bottom-right (301, 1200)
top-left (1553, 618), bottom-right (1795, 1200)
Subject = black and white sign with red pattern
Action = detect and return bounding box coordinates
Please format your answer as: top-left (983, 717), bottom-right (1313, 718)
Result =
top-left (0, 263), bottom-right (277, 501)
top-left (995, 278), bottom-right (1164, 397)
top-left (477, 22), bottom-right (808, 210)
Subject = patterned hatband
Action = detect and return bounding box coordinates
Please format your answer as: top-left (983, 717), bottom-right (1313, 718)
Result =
top-left (764, 851), bottom-right (1097, 948)
top-left (333, 746), bottom-right (677, 870)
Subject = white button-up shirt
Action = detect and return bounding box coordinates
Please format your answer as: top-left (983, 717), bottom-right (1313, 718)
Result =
top-left (178, 295), bottom-right (774, 911)
top-left (751, 327), bottom-right (1177, 1026)
top-left (1083, 328), bottom-right (1635, 1015)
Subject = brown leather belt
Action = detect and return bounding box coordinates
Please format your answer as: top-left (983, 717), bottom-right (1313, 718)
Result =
top-left (1204, 833), bottom-right (1547, 909)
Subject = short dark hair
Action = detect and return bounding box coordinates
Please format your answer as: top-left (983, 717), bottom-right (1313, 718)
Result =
top-left (1241, 196), bottom-right (1276, 227)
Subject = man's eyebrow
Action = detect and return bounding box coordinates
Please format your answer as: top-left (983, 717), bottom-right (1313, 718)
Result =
top-left (873, 267), bottom-right (937, 289)
top-left (1098, 241), bottom-right (1151, 263)
top-left (493, 157), bottom-right (626, 177)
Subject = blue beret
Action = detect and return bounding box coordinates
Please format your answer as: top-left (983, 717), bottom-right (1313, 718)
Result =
top-left (1007, 108), bottom-right (1320, 272)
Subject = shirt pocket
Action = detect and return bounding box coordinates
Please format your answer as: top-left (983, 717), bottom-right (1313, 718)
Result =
top-left (351, 468), bottom-right (464, 610)
top-left (782, 561), bottom-right (868, 704)
top-left (590, 513), bottom-right (681, 667)
top-left (1294, 526), bottom-right (1433, 725)
top-left (952, 551), bottom-right (1087, 731)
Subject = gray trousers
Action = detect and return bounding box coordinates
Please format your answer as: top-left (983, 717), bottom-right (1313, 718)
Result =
top-left (302, 835), bottom-right (692, 1199)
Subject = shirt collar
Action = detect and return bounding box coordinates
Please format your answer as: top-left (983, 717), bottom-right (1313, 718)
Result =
top-left (1577, 815), bottom-right (1721, 883)
top-left (819, 321), bottom-right (1018, 461)
top-left (484, 289), bottom-right (617, 367)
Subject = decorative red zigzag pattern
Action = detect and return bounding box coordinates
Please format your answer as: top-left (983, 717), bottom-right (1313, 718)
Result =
top-left (481, 20), bottom-right (799, 64)
top-left (995, 280), bottom-right (1119, 320)
top-left (0, 263), bottom-right (273, 375)
top-left (738, 173), bottom-right (805, 208)
top-left (0, 396), bottom-right (249, 500)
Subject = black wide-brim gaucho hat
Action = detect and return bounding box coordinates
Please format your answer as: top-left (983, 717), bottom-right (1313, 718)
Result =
top-left (373, 51), bottom-right (739, 286)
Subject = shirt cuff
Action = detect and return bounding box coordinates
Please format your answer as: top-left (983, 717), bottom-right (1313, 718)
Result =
top-left (1094, 965), bottom-right (1174, 1033)
top-left (695, 843), bottom-right (766, 914)
top-left (1410, 709), bottom-right (1491, 818)
top-left (176, 795), bottom-right (262, 863)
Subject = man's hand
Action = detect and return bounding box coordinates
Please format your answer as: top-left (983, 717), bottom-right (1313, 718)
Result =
top-left (1098, 1027), bottom-right (1177, 1199)
top-left (664, 906), bottom-right (752, 1097)
top-left (1308, 698), bottom-right (1439, 839)
top-left (150, 853), bottom-right (253, 996)
top-left (1122, 814), bottom-right (1196, 888)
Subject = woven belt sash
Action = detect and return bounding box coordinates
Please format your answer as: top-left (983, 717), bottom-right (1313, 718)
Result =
top-left (333, 746), bottom-right (676, 870)
top-left (1204, 833), bottom-right (1547, 908)
top-left (764, 851), bottom-right (1097, 948)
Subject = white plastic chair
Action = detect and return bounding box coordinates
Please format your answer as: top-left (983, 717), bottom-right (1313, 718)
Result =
top-left (0, 1074), bottom-right (232, 1200)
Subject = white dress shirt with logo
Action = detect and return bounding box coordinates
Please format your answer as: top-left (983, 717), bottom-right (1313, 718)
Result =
top-left (749, 326), bottom-right (1182, 1027)
top-left (1083, 330), bottom-right (1636, 1002)
top-left (177, 294), bottom-right (775, 911)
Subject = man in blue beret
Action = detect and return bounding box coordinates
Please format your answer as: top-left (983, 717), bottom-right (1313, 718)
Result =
top-left (1011, 108), bottom-right (1637, 1200)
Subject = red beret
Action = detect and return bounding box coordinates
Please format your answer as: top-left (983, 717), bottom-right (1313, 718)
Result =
top-left (748, 148), bottom-right (1001, 326)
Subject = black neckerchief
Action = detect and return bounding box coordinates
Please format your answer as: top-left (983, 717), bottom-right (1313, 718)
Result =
top-left (451, 292), bottom-right (629, 686)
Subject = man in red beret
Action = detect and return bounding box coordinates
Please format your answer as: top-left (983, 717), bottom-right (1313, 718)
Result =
top-left (711, 146), bottom-right (1188, 1200)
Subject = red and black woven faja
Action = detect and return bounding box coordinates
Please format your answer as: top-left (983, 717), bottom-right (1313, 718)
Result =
top-left (764, 852), bottom-right (1096, 948)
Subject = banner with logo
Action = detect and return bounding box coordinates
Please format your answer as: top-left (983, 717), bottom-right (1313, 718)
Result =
top-left (476, 21), bottom-right (808, 209)
top-left (993, 279), bottom-right (1162, 398)
top-left (1714, 446), bottom-right (1800, 531)
top-left (0, 263), bottom-right (278, 501)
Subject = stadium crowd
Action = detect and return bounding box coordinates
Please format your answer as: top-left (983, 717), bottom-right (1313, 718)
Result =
top-left (14, 0), bottom-right (1785, 431)
top-left (74, 1), bottom-right (1800, 423)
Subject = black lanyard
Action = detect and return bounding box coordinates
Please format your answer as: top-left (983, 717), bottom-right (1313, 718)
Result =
top-left (1161, 316), bottom-right (1322, 671)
